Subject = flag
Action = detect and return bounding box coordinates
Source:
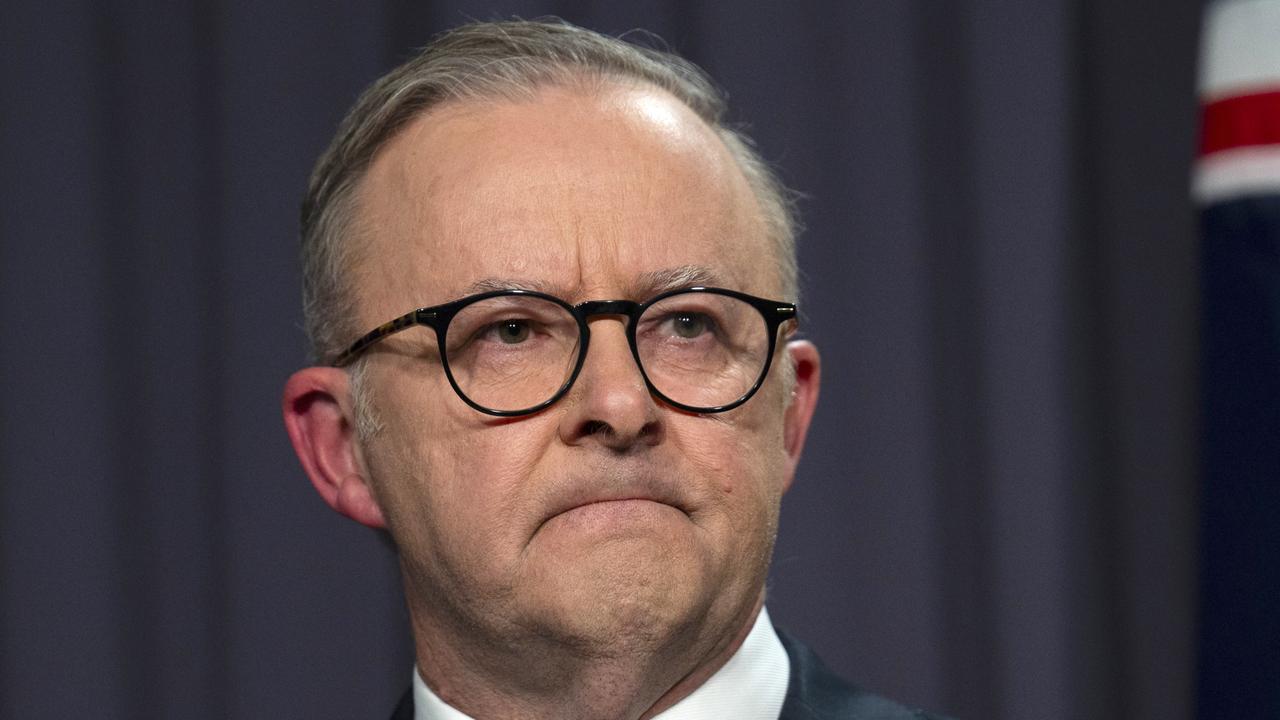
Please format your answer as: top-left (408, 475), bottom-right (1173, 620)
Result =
top-left (1195, 1), bottom-right (1280, 716)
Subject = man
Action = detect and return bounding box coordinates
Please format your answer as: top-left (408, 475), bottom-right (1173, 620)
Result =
top-left (283, 19), bottom-right (944, 720)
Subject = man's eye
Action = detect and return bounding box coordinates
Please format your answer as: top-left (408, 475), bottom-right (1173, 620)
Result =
top-left (669, 313), bottom-right (710, 339)
top-left (493, 320), bottom-right (531, 344)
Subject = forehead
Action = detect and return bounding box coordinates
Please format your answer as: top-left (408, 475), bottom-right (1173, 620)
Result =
top-left (351, 82), bottom-right (776, 321)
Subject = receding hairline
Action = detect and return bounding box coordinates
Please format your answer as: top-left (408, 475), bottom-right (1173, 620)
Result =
top-left (344, 75), bottom-right (782, 292)
top-left (300, 20), bottom-right (800, 365)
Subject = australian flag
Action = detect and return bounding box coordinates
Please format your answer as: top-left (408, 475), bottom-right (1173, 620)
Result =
top-left (1195, 0), bottom-right (1280, 716)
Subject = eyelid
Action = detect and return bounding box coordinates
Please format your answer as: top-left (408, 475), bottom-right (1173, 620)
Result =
top-left (638, 309), bottom-right (720, 335)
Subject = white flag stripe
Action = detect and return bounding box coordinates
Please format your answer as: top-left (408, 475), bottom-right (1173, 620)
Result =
top-left (1198, 0), bottom-right (1280, 100)
top-left (1194, 145), bottom-right (1280, 203)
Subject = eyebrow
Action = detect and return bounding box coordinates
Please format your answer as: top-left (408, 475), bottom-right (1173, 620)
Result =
top-left (463, 277), bottom-right (558, 294)
top-left (634, 265), bottom-right (726, 295)
top-left (461, 265), bottom-right (728, 300)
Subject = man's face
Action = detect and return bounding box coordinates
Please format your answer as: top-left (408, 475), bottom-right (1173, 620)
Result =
top-left (349, 82), bottom-right (805, 658)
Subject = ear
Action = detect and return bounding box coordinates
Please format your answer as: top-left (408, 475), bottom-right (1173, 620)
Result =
top-left (780, 340), bottom-right (821, 494)
top-left (282, 366), bottom-right (387, 529)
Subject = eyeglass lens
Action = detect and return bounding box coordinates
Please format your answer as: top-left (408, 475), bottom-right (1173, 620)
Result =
top-left (442, 292), bottom-right (771, 413)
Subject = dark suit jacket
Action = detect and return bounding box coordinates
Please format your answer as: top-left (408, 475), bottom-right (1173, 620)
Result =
top-left (390, 630), bottom-right (949, 719)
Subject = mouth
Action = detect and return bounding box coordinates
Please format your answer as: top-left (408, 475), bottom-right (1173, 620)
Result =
top-left (536, 474), bottom-right (691, 535)
top-left (537, 498), bottom-right (688, 541)
top-left (568, 495), bottom-right (682, 514)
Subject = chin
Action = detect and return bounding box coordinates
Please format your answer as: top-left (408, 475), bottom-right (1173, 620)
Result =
top-left (533, 552), bottom-right (714, 659)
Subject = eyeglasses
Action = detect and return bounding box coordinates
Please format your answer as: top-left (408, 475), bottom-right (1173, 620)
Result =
top-left (333, 287), bottom-right (798, 416)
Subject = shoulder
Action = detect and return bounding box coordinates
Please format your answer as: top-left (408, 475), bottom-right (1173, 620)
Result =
top-left (777, 629), bottom-right (953, 720)
top-left (389, 687), bottom-right (413, 720)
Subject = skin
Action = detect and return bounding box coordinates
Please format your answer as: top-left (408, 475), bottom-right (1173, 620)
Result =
top-left (283, 80), bottom-right (821, 720)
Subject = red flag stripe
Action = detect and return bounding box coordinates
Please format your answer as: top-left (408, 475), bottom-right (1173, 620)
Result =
top-left (1200, 89), bottom-right (1280, 156)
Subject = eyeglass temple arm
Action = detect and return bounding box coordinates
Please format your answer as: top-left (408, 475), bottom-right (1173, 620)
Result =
top-left (331, 309), bottom-right (436, 367)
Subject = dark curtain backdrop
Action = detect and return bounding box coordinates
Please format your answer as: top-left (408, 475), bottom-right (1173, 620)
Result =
top-left (0, 2), bottom-right (1202, 719)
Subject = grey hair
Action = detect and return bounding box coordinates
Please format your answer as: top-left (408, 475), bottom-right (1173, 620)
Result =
top-left (300, 18), bottom-right (800, 366)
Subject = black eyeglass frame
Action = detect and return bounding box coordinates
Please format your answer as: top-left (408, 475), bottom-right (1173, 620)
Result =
top-left (332, 286), bottom-right (798, 417)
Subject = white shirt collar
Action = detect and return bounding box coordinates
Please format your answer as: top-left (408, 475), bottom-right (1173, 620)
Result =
top-left (412, 606), bottom-right (791, 720)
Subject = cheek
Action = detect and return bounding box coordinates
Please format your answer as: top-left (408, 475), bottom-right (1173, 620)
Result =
top-left (380, 395), bottom-right (557, 553)
top-left (673, 410), bottom-right (788, 517)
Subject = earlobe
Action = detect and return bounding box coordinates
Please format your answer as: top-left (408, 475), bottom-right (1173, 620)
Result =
top-left (781, 340), bottom-right (821, 493)
top-left (282, 367), bottom-right (388, 529)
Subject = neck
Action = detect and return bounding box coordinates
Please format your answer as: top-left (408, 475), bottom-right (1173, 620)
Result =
top-left (406, 591), bottom-right (765, 720)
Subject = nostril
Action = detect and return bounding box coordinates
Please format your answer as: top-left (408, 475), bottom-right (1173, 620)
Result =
top-left (582, 420), bottom-right (609, 436)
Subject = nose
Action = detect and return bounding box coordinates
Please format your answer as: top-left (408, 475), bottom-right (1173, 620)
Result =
top-left (557, 316), bottom-right (663, 450)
